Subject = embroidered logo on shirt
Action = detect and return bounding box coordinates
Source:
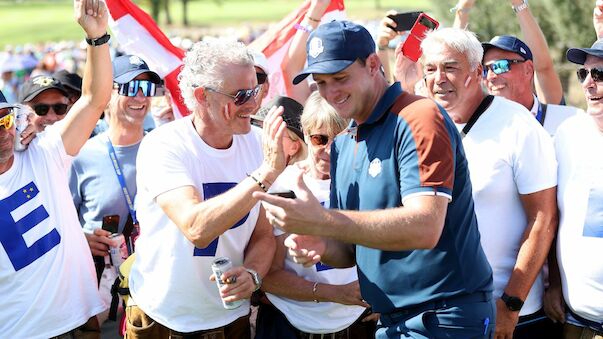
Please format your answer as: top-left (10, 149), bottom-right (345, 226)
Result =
top-left (309, 38), bottom-right (324, 58)
top-left (368, 158), bottom-right (382, 178)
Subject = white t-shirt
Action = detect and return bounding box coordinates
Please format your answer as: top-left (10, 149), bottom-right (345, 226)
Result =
top-left (130, 117), bottom-right (263, 332)
top-left (460, 96), bottom-right (557, 316)
top-left (529, 95), bottom-right (581, 137)
top-left (266, 165), bottom-right (365, 333)
top-left (555, 113), bottom-right (603, 322)
top-left (0, 128), bottom-right (104, 338)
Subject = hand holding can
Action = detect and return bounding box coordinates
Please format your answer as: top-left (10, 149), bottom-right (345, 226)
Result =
top-left (13, 104), bottom-right (33, 152)
top-left (211, 257), bottom-right (244, 310)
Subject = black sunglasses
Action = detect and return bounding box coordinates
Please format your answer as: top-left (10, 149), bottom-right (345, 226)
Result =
top-left (116, 80), bottom-right (164, 97)
top-left (33, 103), bottom-right (68, 116)
top-left (576, 67), bottom-right (603, 83)
top-left (206, 86), bottom-right (260, 106)
top-left (256, 72), bottom-right (268, 85)
top-left (309, 134), bottom-right (331, 147)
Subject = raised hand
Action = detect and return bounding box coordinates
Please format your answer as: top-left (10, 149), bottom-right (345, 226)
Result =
top-left (595, 0), bottom-right (603, 38)
top-left (74, 0), bottom-right (108, 39)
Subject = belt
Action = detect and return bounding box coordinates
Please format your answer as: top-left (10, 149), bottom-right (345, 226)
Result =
top-left (381, 291), bottom-right (492, 325)
top-left (568, 309), bottom-right (603, 334)
top-left (297, 328), bottom-right (349, 339)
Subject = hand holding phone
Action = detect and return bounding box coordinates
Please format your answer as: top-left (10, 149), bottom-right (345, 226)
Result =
top-left (268, 190), bottom-right (297, 199)
top-left (401, 12), bottom-right (439, 62)
top-left (387, 11), bottom-right (422, 32)
top-left (101, 215), bottom-right (120, 234)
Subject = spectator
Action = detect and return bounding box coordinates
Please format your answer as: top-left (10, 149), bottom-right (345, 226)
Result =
top-left (0, 0), bottom-right (112, 337)
top-left (53, 69), bottom-right (83, 105)
top-left (254, 20), bottom-right (495, 338)
top-left (421, 27), bottom-right (558, 338)
top-left (18, 75), bottom-right (70, 132)
top-left (250, 50), bottom-right (271, 105)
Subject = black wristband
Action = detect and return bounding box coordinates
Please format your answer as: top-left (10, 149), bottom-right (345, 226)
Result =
top-left (86, 33), bottom-right (110, 47)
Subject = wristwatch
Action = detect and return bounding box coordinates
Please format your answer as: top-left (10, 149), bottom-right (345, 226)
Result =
top-left (85, 33), bottom-right (111, 46)
top-left (512, 0), bottom-right (529, 13)
top-left (501, 292), bottom-right (524, 311)
top-left (246, 268), bottom-right (262, 292)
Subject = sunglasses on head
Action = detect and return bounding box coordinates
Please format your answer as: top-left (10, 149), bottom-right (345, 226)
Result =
top-left (0, 110), bottom-right (14, 130)
top-left (256, 72), bottom-right (268, 85)
top-left (206, 85), bottom-right (260, 106)
top-left (117, 80), bottom-right (163, 97)
top-left (309, 134), bottom-right (331, 147)
top-left (33, 103), bottom-right (68, 116)
top-left (482, 59), bottom-right (526, 78)
top-left (576, 67), bottom-right (603, 83)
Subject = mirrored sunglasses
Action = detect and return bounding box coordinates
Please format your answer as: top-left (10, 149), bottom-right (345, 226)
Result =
top-left (482, 59), bottom-right (525, 78)
top-left (309, 134), bottom-right (331, 147)
top-left (33, 103), bottom-right (68, 116)
top-left (117, 80), bottom-right (163, 97)
top-left (0, 110), bottom-right (14, 130)
top-left (207, 85), bottom-right (260, 106)
top-left (256, 72), bottom-right (268, 85)
top-left (576, 67), bottom-right (603, 83)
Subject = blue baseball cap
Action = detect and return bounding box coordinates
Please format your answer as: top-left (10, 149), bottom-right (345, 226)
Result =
top-left (482, 35), bottom-right (533, 61)
top-left (112, 54), bottom-right (161, 84)
top-left (567, 39), bottom-right (603, 65)
top-left (293, 20), bottom-right (375, 85)
top-left (0, 90), bottom-right (16, 110)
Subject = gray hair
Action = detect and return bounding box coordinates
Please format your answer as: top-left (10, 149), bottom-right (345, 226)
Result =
top-left (178, 39), bottom-right (254, 112)
top-left (421, 28), bottom-right (484, 71)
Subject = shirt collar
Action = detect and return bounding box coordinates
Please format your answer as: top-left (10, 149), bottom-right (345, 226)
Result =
top-left (362, 82), bottom-right (403, 125)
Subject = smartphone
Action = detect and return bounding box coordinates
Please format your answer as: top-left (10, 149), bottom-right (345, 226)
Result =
top-left (269, 190), bottom-right (297, 199)
top-left (401, 12), bottom-right (439, 62)
top-left (101, 215), bottom-right (120, 234)
top-left (387, 11), bottom-right (423, 32)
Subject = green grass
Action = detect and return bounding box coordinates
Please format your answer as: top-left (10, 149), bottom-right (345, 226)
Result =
top-left (0, 0), bottom-right (431, 48)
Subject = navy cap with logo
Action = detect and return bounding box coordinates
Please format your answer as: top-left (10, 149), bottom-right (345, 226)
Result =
top-left (0, 89), bottom-right (17, 110)
top-left (112, 54), bottom-right (161, 84)
top-left (293, 20), bottom-right (376, 85)
top-left (482, 35), bottom-right (533, 61)
top-left (567, 40), bottom-right (603, 65)
top-left (251, 95), bottom-right (304, 140)
top-left (53, 70), bottom-right (83, 93)
top-left (18, 75), bottom-right (69, 103)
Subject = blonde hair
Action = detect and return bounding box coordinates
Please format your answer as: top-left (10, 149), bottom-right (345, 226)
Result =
top-left (301, 91), bottom-right (349, 137)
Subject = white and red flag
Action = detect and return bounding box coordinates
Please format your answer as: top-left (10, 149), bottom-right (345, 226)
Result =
top-left (249, 0), bottom-right (345, 98)
top-left (106, 0), bottom-right (189, 117)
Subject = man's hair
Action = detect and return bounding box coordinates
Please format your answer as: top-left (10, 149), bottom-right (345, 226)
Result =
top-left (178, 39), bottom-right (254, 112)
top-left (421, 28), bottom-right (484, 71)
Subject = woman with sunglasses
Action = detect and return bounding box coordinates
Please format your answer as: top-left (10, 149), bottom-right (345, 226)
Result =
top-left (256, 92), bottom-right (376, 339)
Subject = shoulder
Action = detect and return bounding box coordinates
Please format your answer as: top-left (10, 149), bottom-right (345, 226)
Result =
top-left (391, 93), bottom-right (441, 122)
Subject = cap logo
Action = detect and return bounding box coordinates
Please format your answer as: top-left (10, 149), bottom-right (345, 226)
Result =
top-left (520, 47), bottom-right (527, 55)
top-left (309, 37), bottom-right (324, 59)
top-left (33, 76), bottom-right (54, 87)
top-left (129, 56), bottom-right (144, 66)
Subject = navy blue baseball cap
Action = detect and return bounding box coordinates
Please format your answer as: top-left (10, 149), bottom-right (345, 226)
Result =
top-left (482, 35), bottom-right (533, 61)
top-left (293, 20), bottom-right (376, 85)
top-left (567, 40), bottom-right (603, 65)
top-left (112, 55), bottom-right (161, 84)
top-left (0, 90), bottom-right (17, 109)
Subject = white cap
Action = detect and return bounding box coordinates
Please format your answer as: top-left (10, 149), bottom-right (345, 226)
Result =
top-left (250, 49), bottom-right (270, 74)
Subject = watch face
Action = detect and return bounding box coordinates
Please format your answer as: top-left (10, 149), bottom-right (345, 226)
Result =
top-left (502, 294), bottom-right (523, 311)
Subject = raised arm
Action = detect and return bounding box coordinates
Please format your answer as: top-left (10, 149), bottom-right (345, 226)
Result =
top-left (61, 0), bottom-right (112, 156)
top-left (452, 0), bottom-right (475, 29)
top-left (594, 0), bottom-right (603, 39)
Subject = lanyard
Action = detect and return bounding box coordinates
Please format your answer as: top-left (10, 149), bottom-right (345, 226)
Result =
top-left (535, 102), bottom-right (548, 126)
top-left (461, 95), bottom-right (494, 139)
top-left (106, 136), bottom-right (137, 225)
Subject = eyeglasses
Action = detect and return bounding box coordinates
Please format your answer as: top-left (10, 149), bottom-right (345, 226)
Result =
top-left (0, 111), bottom-right (14, 130)
top-left (576, 67), bottom-right (603, 83)
top-left (206, 86), bottom-right (260, 106)
top-left (116, 80), bottom-right (163, 97)
top-left (482, 59), bottom-right (526, 78)
top-left (33, 103), bottom-right (68, 116)
top-left (256, 72), bottom-right (268, 85)
top-left (309, 134), bottom-right (331, 147)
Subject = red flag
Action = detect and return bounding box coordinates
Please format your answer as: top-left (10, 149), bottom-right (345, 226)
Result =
top-left (106, 0), bottom-right (189, 117)
top-left (249, 0), bottom-right (346, 98)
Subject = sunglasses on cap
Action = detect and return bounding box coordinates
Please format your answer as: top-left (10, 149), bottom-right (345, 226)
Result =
top-left (256, 72), bottom-right (268, 85)
top-left (482, 59), bottom-right (526, 78)
top-left (309, 134), bottom-right (332, 147)
top-left (206, 85), bottom-right (260, 106)
top-left (33, 103), bottom-right (68, 116)
top-left (116, 80), bottom-right (163, 97)
top-left (0, 110), bottom-right (14, 130)
top-left (576, 67), bottom-right (603, 83)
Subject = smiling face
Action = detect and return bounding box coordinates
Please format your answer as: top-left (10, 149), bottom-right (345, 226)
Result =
top-left (0, 107), bottom-right (15, 166)
top-left (112, 73), bottom-right (154, 125)
top-left (482, 48), bottom-right (533, 103)
top-left (582, 55), bottom-right (603, 121)
top-left (27, 89), bottom-right (69, 132)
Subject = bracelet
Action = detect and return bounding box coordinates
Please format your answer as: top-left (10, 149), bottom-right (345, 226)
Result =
top-left (512, 0), bottom-right (529, 13)
top-left (312, 282), bottom-right (320, 303)
top-left (294, 23), bottom-right (313, 33)
top-left (449, 4), bottom-right (472, 14)
top-left (247, 173), bottom-right (268, 192)
top-left (85, 33), bottom-right (110, 46)
top-left (307, 16), bottom-right (321, 23)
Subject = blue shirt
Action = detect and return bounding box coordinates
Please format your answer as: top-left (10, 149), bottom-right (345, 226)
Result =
top-left (330, 83), bottom-right (493, 313)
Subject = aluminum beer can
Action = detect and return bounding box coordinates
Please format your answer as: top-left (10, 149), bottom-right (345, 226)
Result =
top-left (211, 257), bottom-right (244, 310)
top-left (109, 233), bottom-right (128, 272)
top-left (13, 105), bottom-right (29, 152)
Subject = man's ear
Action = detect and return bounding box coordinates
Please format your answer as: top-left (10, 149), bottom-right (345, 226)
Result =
top-left (524, 60), bottom-right (535, 77)
top-left (194, 87), bottom-right (206, 105)
top-left (367, 53), bottom-right (383, 76)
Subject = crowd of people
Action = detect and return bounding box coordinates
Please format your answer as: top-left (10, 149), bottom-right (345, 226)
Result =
top-left (1, 0), bottom-right (602, 338)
